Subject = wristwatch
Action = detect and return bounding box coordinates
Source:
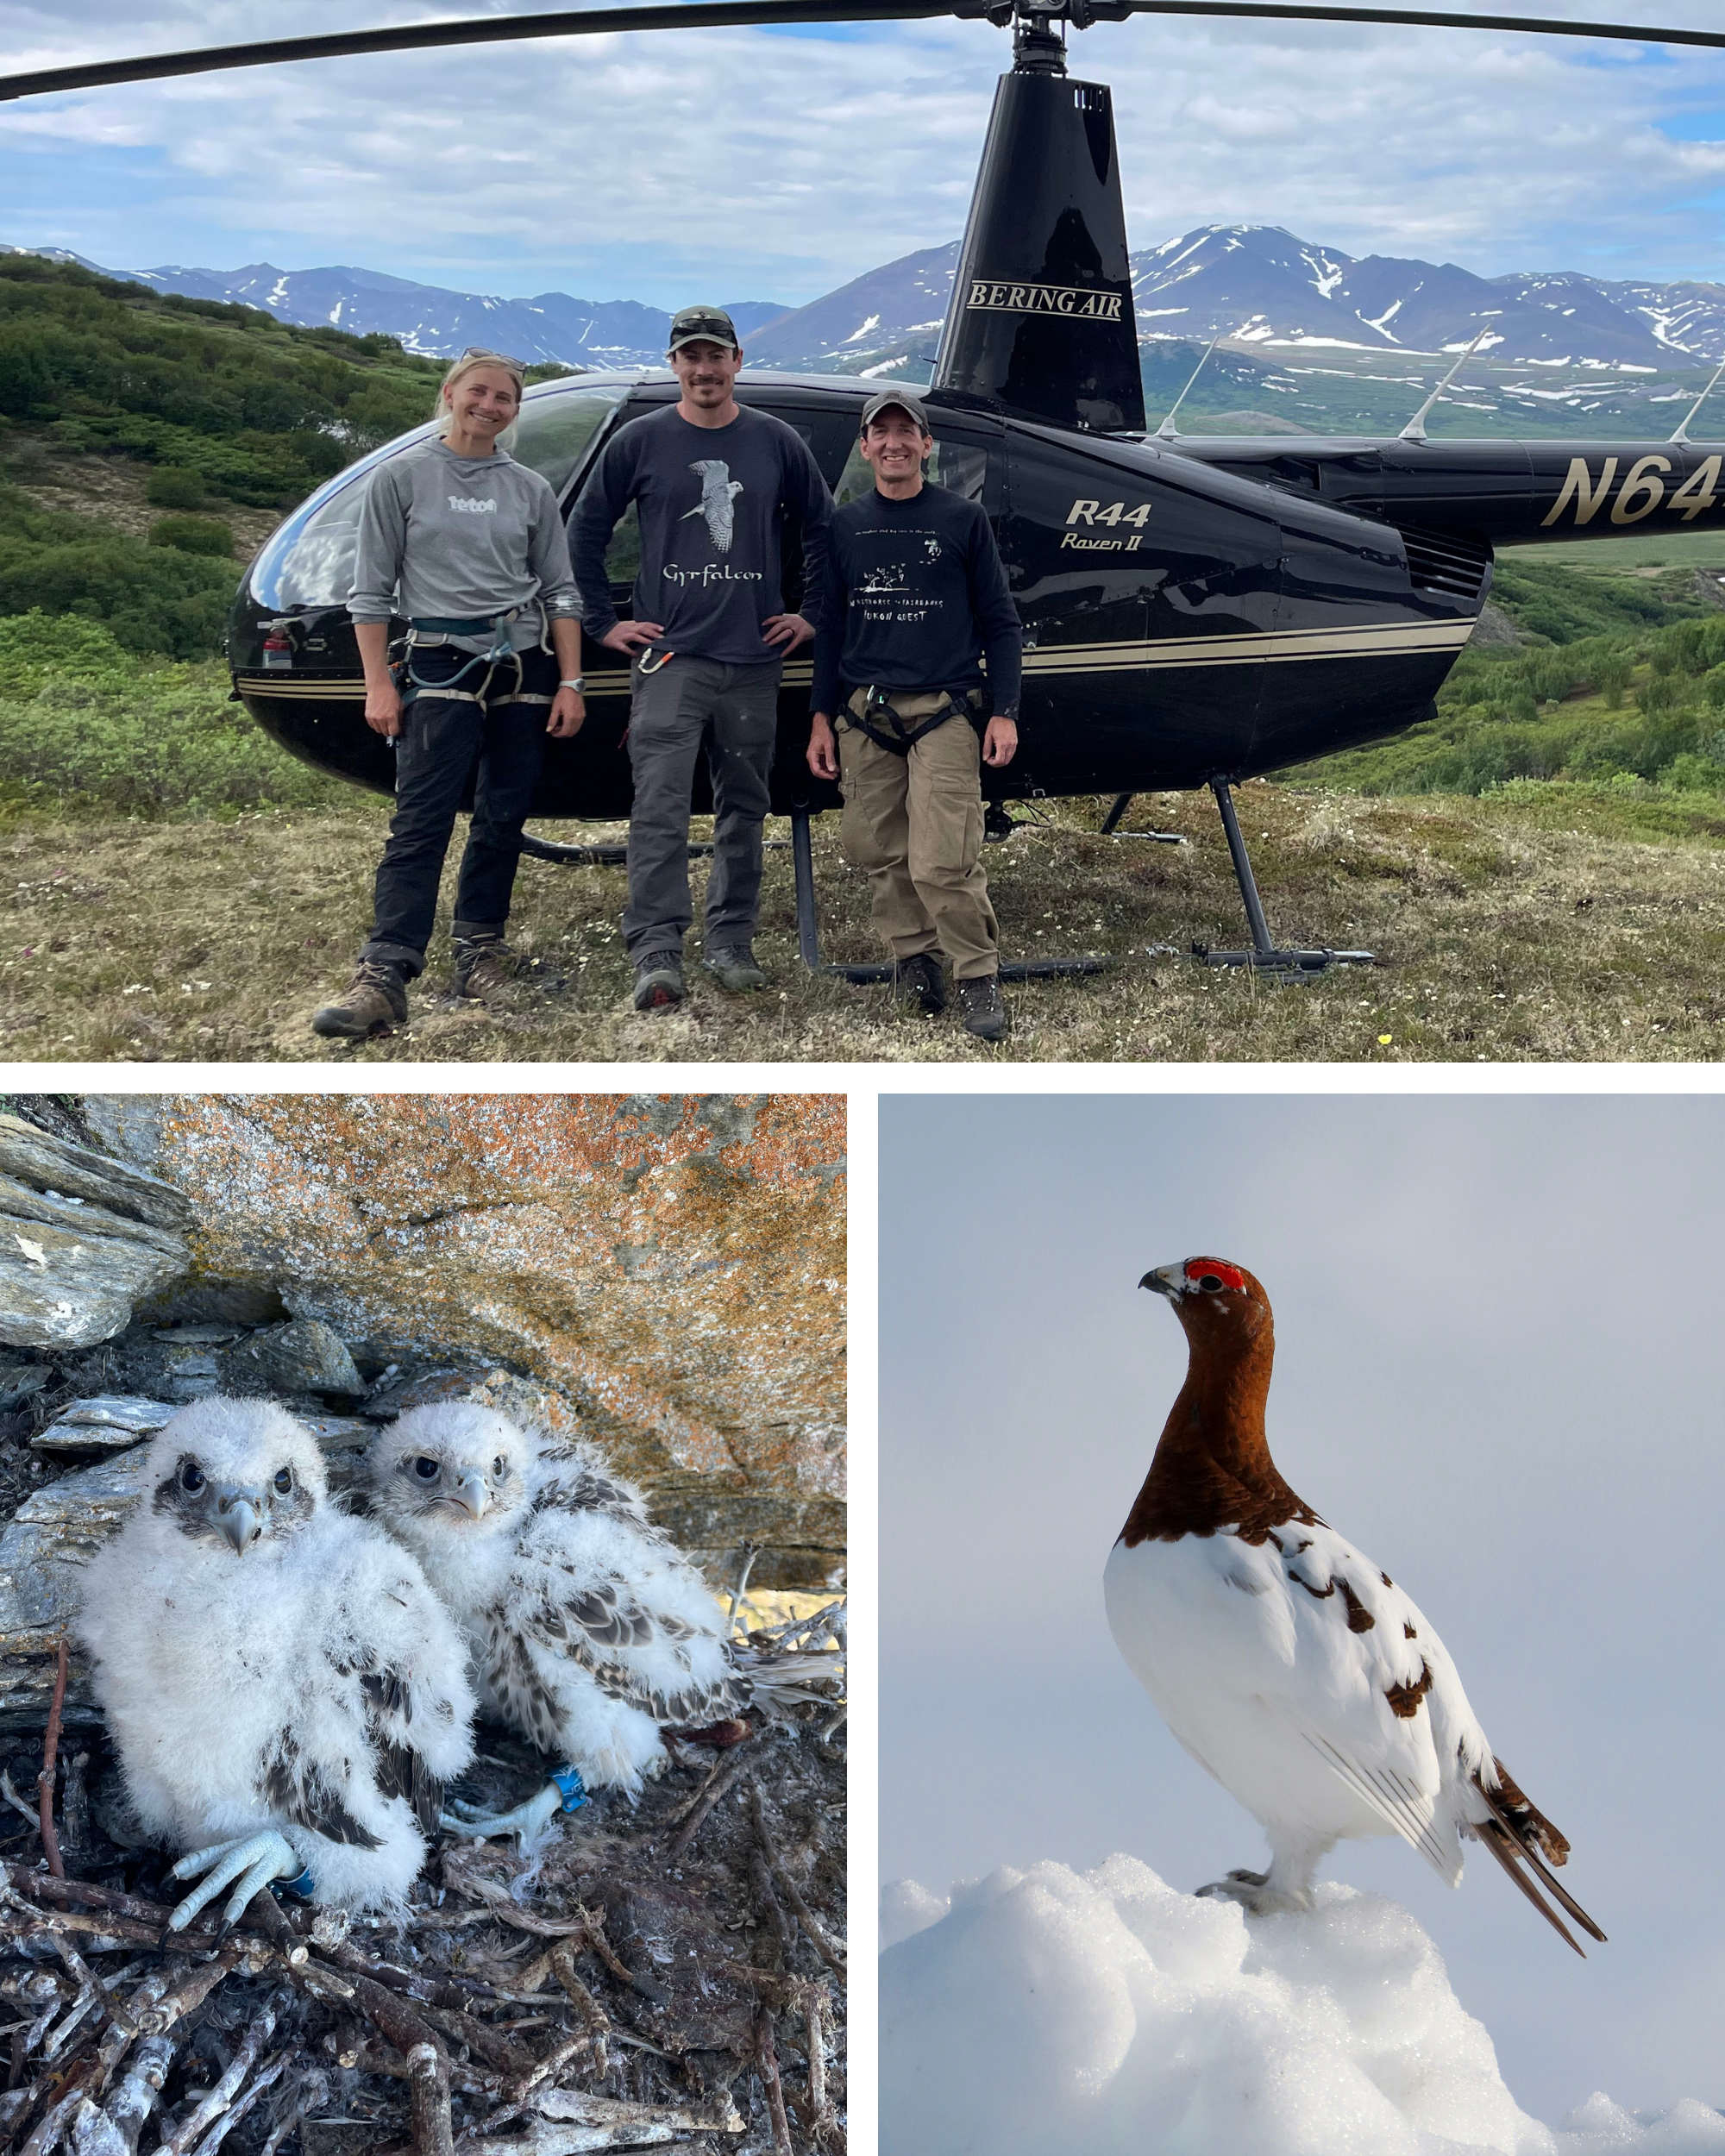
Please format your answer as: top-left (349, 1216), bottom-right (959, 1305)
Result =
top-left (559, 677), bottom-right (586, 691)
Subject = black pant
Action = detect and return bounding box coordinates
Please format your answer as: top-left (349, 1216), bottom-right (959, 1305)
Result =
top-left (362, 645), bottom-right (554, 976)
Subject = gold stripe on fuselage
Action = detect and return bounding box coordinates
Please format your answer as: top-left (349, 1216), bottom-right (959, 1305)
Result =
top-left (235, 618), bottom-right (1473, 702)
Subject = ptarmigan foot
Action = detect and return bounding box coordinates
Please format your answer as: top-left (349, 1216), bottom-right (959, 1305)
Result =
top-left (441, 1766), bottom-right (586, 1845)
top-left (1195, 1869), bottom-right (1313, 1917)
top-left (166, 1829), bottom-right (304, 1933)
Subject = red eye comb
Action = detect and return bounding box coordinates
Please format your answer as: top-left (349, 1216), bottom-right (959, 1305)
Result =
top-left (1186, 1259), bottom-right (1245, 1291)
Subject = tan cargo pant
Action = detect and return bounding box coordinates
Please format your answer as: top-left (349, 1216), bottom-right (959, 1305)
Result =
top-left (836, 691), bottom-right (1000, 981)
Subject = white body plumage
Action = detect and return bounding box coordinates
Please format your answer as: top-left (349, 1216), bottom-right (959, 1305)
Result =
top-left (1105, 1519), bottom-right (1493, 1896)
top-left (367, 1405), bottom-right (813, 1797)
top-left (78, 1399), bottom-right (476, 1913)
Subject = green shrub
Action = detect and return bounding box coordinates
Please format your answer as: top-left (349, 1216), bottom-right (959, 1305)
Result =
top-left (146, 465), bottom-right (205, 509)
top-left (0, 609), bottom-right (343, 818)
top-left (0, 483), bottom-right (235, 657)
top-left (148, 515), bottom-right (233, 558)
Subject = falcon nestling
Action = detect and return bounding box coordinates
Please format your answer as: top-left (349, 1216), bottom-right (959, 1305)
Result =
top-left (366, 1403), bottom-right (830, 1840)
top-left (78, 1396), bottom-right (476, 1930)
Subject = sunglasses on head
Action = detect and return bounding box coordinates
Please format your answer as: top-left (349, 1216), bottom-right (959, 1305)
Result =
top-left (456, 346), bottom-right (526, 373)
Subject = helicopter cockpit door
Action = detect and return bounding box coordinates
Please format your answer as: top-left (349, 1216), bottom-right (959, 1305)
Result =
top-left (1002, 426), bottom-right (1280, 794)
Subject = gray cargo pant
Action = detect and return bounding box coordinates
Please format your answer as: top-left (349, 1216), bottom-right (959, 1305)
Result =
top-left (623, 652), bottom-right (781, 960)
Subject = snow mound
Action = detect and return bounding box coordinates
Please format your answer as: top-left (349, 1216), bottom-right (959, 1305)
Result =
top-left (880, 1858), bottom-right (1725, 2156)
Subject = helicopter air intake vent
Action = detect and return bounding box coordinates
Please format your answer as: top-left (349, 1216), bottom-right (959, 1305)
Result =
top-left (1396, 525), bottom-right (1492, 609)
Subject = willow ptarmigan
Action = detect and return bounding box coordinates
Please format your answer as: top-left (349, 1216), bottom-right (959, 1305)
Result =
top-left (1102, 1257), bottom-right (1605, 1955)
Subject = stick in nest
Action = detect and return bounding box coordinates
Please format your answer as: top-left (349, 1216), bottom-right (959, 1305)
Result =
top-left (548, 1945), bottom-right (607, 2081)
top-left (37, 1641), bottom-right (69, 1882)
top-left (664, 1745), bottom-right (753, 1865)
top-left (754, 2003), bottom-right (794, 2156)
top-left (748, 1783), bottom-right (844, 1977)
top-left (407, 2044), bottom-right (455, 2156)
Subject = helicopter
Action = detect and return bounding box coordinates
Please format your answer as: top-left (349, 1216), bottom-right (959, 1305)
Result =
top-left (9, 3), bottom-right (1725, 978)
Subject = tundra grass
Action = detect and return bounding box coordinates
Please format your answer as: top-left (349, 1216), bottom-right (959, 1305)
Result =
top-left (6, 783), bottom-right (1725, 1063)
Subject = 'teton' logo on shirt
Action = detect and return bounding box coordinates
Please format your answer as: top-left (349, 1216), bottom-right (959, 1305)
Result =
top-left (448, 497), bottom-right (498, 514)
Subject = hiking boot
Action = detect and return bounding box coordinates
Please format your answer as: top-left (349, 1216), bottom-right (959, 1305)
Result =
top-left (453, 934), bottom-right (558, 1004)
top-left (957, 972), bottom-right (1009, 1042)
top-left (632, 950), bottom-right (685, 1012)
top-left (702, 943), bottom-right (768, 993)
top-left (893, 951), bottom-right (946, 1016)
top-left (311, 959), bottom-right (409, 1039)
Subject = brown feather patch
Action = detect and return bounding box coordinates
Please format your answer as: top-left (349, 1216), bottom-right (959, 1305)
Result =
top-left (1384, 1661), bottom-right (1433, 1719)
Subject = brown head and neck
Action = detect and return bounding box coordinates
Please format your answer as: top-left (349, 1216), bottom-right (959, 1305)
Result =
top-left (1118, 1257), bottom-right (1319, 1548)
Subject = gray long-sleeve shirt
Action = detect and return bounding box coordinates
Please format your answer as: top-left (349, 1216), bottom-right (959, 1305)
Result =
top-left (568, 404), bottom-right (831, 667)
top-left (348, 436), bottom-right (580, 655)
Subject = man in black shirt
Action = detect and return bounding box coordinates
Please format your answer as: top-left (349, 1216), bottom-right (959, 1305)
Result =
top-left (568, 305), bottom-right (831, 1011)
top-left (807, 389), bottom-right (1021, 1041)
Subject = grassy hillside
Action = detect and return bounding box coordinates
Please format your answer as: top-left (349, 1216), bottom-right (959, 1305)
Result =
top-left (0, 255), bottom-right (575, 659)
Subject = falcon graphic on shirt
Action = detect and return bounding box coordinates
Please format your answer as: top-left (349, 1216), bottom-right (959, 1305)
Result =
top-left (682, 461), bottom-right (744, 553)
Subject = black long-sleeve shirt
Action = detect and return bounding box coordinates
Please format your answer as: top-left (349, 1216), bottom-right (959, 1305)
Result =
top-left (567, 403), bottom-right (831, 667)
top-left (812, 481), bottom-right (1022, 719)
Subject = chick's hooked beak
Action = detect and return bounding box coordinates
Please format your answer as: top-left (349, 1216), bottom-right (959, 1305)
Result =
top-left (1138, 1263), bottom-right (1184, 1300)
top-left (215, 1486), bottom-right (263, 1555)
top-left (452, 1468), bottom-right (489, 1520)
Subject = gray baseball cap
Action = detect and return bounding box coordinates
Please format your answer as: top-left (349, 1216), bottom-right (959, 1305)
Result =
top-left (668, 304), bottom-right (740, 354)
top-left (861, 387), bottom-right (931, 433)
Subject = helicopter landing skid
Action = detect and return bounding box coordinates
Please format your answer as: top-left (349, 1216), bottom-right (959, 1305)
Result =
top-left (1200, 781), bottom-right (1375, 981)
top-left (789, 809), bottom-right (1110, 985)
top-left (519, 835), bottom-right (788, 867)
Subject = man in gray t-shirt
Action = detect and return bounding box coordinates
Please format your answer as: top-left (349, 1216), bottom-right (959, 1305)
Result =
top-left (568, 305), bottom-right (832, 1010)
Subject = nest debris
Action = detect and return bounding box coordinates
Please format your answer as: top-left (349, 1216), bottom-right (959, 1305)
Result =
top-left (0, 1615), bottom-right (845, 2156)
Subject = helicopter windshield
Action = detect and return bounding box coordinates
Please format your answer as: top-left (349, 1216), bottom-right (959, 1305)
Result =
top-left (248, 378), bottom-right (630, 613)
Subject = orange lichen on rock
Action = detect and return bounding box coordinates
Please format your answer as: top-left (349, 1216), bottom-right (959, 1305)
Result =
top-left (88, 1092), bottom-right (846, 1587)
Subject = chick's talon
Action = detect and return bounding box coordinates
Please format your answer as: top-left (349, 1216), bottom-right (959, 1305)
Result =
top-left (166, 1828), bottom-right (303, 1930)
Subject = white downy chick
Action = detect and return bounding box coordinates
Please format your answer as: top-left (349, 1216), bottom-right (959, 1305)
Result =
top-left (78, 1395), bottom-right (476, 1928)
top-left (365, 1403), bottom-right (827, 1839)
top-left (1104, 1257), bottom-right (1606, 1956)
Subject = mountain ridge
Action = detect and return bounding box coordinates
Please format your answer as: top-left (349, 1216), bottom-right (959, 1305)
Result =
top-left (9, 226), bottom-right (1725, 376)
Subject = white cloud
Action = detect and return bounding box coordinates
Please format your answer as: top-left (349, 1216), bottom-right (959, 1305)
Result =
top-left (3, 2), bottom-right (1725, 297)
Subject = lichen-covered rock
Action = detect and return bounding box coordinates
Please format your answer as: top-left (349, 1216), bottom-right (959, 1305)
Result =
top-left (216, 1317), bottom-right (364, 1400)
top-left (83, 1094), bottom-right (845, 1587)
top-left (0, 1113), bottom-right (191, 1351)
top-left (0, 1448), bottom-right (157, 1722)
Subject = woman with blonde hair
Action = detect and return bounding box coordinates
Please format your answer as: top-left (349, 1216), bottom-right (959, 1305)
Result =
top-left (312, 348), bottom-right (586, 1039)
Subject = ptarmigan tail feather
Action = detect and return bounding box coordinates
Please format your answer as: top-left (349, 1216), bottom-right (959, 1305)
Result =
top-left (1296, 1729), bottom-right (1458, 1883)
top-left (1475, 1773), bottom-right (1607, 1946)
top-left (1474, 1820), bottom-right (1590, 1957)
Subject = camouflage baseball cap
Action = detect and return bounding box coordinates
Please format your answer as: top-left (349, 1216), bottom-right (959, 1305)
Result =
top-left (668, 304), bottom-right (740, 353)
top-left (861, 387), bottom-right (931, 433)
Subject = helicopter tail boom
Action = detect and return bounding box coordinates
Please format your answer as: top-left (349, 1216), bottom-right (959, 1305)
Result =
top-left (1164, 435), bottom-right (1725, 551)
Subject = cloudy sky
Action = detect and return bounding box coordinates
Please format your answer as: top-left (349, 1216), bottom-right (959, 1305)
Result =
top-left (5, 3), bottom-right (1725, 307)
top-left (880, 1092), bottom-right (1725, 2128)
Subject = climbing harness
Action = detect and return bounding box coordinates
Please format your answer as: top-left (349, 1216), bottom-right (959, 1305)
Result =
top-left (391, 605), bottom-right (555, 711)
top-left (841, 684), bottom-right (982, 757)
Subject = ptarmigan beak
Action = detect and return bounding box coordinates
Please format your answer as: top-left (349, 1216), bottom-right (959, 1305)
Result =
top-left (1138, 1263), bottom-right (1184, 1300)
top-left (215, 1487), bottom-right (263, 1555)
top-left (452, 1469), bottom-right (490, 1520)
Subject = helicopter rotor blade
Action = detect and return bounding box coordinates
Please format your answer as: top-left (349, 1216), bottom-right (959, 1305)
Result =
top-left (0, 0), bottom-right (953, 104)
top-left (3, 0), bottom-right (1723, 103)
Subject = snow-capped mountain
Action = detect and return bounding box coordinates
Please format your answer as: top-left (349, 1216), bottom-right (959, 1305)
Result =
top-left (0, 247), bottom-right (788, 370)
top-left (11, 226), bottom-right (1725, 373)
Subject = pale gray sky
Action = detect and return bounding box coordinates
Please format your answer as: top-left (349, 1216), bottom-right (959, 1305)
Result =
top-left (880, 1093), bottom-right (1725, 2128)
top-left (6, 3), bottom-right (1725, 300)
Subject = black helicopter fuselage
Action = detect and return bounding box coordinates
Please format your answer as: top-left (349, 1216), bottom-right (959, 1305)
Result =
top-left (228, 366), bottom-right (1725, 821)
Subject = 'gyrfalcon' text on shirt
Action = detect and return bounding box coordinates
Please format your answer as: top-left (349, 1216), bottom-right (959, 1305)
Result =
top-left (568, 404), bottom-right (831, 667)
top-left (812, 482), bottom-right (1022, 718)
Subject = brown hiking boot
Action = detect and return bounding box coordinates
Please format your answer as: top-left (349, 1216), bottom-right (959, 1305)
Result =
top-left (957, 972), bottom-right (1009, 1042)
top-left (893, 951), bottom-right (945, 1016)
top-left (311, 959), bottom-right (408, 1039)
top-left (632, 950), bottom-right (685, 1012)
top-left (453, 935), bottom-right (559, 1004)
